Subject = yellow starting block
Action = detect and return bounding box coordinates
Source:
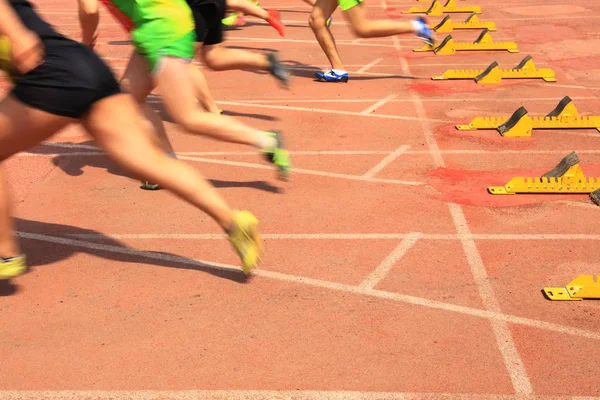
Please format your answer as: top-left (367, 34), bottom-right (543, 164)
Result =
top-left (415, 29), bottom-right (519, 55)
top-left (488, 152), bottom-right (600, 195)
top-left (430, 13), bottom-right (497, 33)
top-left (456, 96), bottom-right (600, 137)
top-left (544, 275), bottom-right (600, 301)
top-left (405, 0), bottom-right (481, 16)
top-left (432, 56), bottom-right (556, 84)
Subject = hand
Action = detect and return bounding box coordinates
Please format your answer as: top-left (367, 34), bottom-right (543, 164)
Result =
top-left (10, 31), bottom-right (44, 74)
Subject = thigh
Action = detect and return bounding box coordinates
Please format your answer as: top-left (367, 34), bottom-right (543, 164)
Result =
top-left (121, 52), bottom-right (155, 102)
top-left (0, 95), bottom-right (72, 161)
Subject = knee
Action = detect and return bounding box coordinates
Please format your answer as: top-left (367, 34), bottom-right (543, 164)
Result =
top-left (308, 11), bottom-right (327, 30)
top-left (202, 49), bottom-right (220, 71)
top-left (118, 77), bottom-right (147, 103)
top-left (350, 22), bottom-right (371, 38)
top-left (78, 0), bottom-right (99, 16)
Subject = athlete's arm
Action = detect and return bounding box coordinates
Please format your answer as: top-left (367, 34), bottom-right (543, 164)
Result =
top-left (0, 0), bottom-right (44, 73)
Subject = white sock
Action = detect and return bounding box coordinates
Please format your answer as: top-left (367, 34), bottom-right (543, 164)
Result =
top-left (332, 69), bottom-right (347, 75)
top-left (410, 19), bottom-right (421, 34)
top-left (256, 132), bottom-right (277, 150)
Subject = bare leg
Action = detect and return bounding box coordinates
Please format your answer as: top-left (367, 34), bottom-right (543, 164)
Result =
top-left (202, 44), bottom-right (270, 71)
top-left (82, 94), bottom-right (235, 229)
top-left (140, 101), bottom-right (175, 154)
top-left (0, 168), bottom-right (18, 259)
top-left (227, 0), bottom-right (269, 20)
top-left (0, 96), bottom-right (73, 259)
top-left (309, 0), bottom-right (344, 70)
top-left (77, 0), bottom-right (99, 47)
top-left (343, 3), bottom-right (416, 38)
top-left (188, 61), bottom-right (221, 115)
top-left (155, 57), bottom-right (269, 147)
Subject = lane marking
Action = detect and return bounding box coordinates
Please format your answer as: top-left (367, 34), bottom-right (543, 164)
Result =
top-left (17, 232), bottom-right (600, 344)
top-left (66, 233), bottom-right (600, 241)
top-left (359, 233), bottom-right (421, 289)
top-left (363, 145), bottom-right (410, 178)
top-left (399, 52), bottom-right (533, 393)
top-left (177, 155), bottom-right (426, 187)
top-left (356, 58), bottom-right (383, 73)
top-left (360, 94), bottom-right (399, 115)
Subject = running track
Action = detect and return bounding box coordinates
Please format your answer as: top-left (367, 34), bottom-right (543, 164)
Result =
top-left (1, 0), bottom-right (600, 398)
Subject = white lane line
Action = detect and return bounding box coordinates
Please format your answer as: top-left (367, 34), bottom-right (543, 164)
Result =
top-left (360, 94), bottom-right (399, 115)
top-left (359, 233), bottom-right (421, 289)
top-left (65, 232), bottom-right (600, 241)
top-left (363, 145), bottom-right (410, 178)
top-left (399, 53), bottom-right (533, 394)
top-left (177, 155), bottom-right (426, 187)
top-left (17, 231), bottom-right (600, 344)
top-left (356, 58), bottom-right (383, 73)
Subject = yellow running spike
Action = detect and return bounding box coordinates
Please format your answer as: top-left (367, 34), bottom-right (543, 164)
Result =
top-left (415, 29), bottom-right (519, 55)
top-left (544, 275), bottom-right (600, 301)
top-left (456, 96), bottom-right (600, 137)
top-left (405, 0), bottom-right (481, 16)
top-left (430, 14), bottom-right (497, 33)
top-left (432, 56), bottom-right (556, 84)
top-left (0, 36), bottom-right (11, 74)
top-left (488, 152), bottom-right (600, 195)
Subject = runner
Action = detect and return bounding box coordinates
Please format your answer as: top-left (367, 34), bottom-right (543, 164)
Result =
top-left (0, 0), bottom-right (265, 278)
top-left (187, 0), bottom-right (289, 88)
top-left (308, 0), bottom-right (434, 82)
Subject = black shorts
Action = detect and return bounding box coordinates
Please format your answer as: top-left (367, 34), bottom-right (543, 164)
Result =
top-left (10, 0), bottom-right (121, 119)
top-left (189, 2), bottom-right (225, 46)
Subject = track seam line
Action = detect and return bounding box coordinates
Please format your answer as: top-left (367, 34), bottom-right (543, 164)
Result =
top-left (359, 233), bottom-right (421, 289)
top-left (398, 54), bottom-right (533, 394)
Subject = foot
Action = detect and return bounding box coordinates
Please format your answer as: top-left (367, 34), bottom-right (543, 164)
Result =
top-left (266, 52), bottom-right (290, 88)
top-left (262, 131), bottom-right (291, 181)
top-left (315, 70), bottom-right (348, 82)
top-left (228, 210), bottom-right (263, 275)
top-left (267, 9), bottom-right (285, 36)
top-left (0, 255), bottom-right (27, 279)
top-left (140, 181), bottom-right (161, 190)
top-left (413, 17), bottom-right (435, 46)
top-left (222, 14), bottom-right (246, 26)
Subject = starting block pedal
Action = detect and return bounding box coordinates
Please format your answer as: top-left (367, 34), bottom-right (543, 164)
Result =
top-left (415, 29), bottom-right (519, 55)
top-left (456, 96), bottom-right (600, 137)
top-left (405, 0), bottom-right (481, 16)
top-left (543, 275), bottom-right (600, 301)
top-left (432, 56), bottom-right (556, 84)
top-left (430, 13), bottom-right (497, 33)
top-left (488, 152), bottom-right (600, 195)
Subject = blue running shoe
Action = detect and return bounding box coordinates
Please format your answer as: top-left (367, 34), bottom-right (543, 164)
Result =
top-left (413, 17), bottom-right (435, 46)
top-left (315, 70), bottom-right (348, 83)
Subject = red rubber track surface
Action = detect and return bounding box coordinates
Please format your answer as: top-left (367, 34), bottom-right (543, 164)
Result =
top-left (1, 0), bottom-right (600, 398)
